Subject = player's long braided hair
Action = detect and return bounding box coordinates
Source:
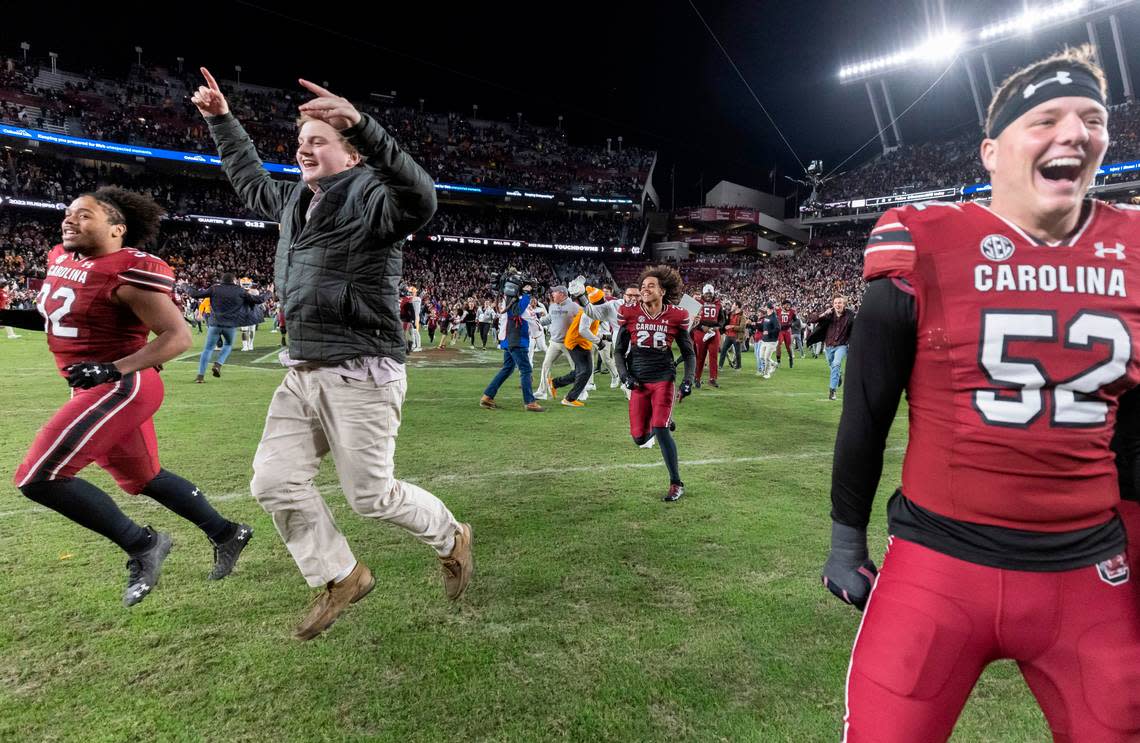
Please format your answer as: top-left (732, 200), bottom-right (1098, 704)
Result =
top-left (639, 265), bottom-right (683, 304)
top-left (82, 186), bottom-right (165, 248)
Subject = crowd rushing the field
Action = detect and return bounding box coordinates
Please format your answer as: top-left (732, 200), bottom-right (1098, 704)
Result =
top-left (0, 56), bottom-right (652, 198)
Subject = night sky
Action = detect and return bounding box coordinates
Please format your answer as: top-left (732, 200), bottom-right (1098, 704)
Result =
top-left (5, 1), bottom-right (1140, 205)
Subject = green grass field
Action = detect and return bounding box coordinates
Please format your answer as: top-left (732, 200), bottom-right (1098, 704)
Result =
top-left (0, 328), bottom-right (1050, 742)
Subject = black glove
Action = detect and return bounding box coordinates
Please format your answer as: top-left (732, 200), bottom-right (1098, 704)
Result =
top-left (596, 338), bottom-right (606, 351)
top-left (621, 373), bottom-right (641, 390)
top-left (65, 362), bottom-right (122, 389)
top-left (677, 381), bottom-right (692, 401)
top-left (821, 522), bottom-right (878, 611)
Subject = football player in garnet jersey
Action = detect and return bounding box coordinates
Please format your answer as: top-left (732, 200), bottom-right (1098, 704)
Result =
top-left (691, 284), bottom-right (724, 388)
top-left (613, 265), bottom-right (696, 502)
top-left (821, 46), bottom-right (1140, 741)
top-left (0, 188), bottom-right (251, 608)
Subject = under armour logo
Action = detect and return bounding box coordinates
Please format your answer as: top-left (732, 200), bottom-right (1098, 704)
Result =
top-left (238, 527), bottom-right (249, 540)
top-left (1094, 241), bottom-right (1126, 260)
top-left (83, 368), bottom-right (98, 377)
top-left (191, 488), bottom-right (202, 498)
top-left (131, 583), bottom-right (150, 597)
top-left (1023, 70), bottom-right (1073, 99)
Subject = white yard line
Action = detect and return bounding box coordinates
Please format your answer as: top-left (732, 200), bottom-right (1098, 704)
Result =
top-left (0, 447), bottom-right (905, 520)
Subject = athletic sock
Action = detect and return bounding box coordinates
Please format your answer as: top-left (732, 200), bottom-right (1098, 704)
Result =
top-left (140, 469), bottom-right (235, 543)
top-left (20, 477), bottom-right (152, 553)
top-left (653, 426), bottom-right (682, 485)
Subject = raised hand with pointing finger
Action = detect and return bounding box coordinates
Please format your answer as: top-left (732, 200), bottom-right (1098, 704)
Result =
top-left (190, 67), bottom-right (229, 117)
top-left (297, 79), bottom-right (360, 131)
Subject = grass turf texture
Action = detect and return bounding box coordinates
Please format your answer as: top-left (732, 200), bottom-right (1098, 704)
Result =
top-left (0, 329), bottom-right (1049, 742)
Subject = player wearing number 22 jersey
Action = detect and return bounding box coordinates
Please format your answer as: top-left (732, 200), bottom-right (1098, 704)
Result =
top-left (613, 265), bottom-right (696, 502)
top-left (822, 47), bottom-right (1140, 743)
top-left (4, 188), bottom-right (251, 609)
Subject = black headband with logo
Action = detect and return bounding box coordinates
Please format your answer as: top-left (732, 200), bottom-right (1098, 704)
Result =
top-left (987, 66), bottom-right (1105, 139)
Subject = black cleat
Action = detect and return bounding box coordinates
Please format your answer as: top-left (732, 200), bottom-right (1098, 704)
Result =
top-left (708, 379), bottom-right (719, 388)
top-left (694, 379), bottom-right (702, 389)
top-left (123, 528), bottom-right (173, 607)
top-left (663, 483), bottom-right (684, 502)
top-left (208, 523), bottom-right (253, 580)
top-left (668, 419), bottom-right (676, 432)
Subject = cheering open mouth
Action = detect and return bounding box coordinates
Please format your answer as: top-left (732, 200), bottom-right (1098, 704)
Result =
top-left (1037, 156), bottom-right (1084, 184)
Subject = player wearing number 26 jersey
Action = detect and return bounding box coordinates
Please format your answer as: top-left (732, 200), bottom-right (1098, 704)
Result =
top-left (613, 265), bottom-right (696, 502)
top-left (3, 188), bottom-right (250, 609)
top-left (822, 48), bottom-right (1140, 742)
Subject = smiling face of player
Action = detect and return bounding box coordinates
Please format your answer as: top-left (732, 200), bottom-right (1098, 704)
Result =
top-left (641, 276), bottom-right (664, 310)
top-left (296, 119), bottom-right (361, 186)
top-left (61, 195), bottom-right (126, 257)
top-left (982, 96), bottom-right (1108, 238)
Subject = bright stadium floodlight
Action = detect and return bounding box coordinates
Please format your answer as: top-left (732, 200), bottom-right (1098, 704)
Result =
top-left (979, 0), bottom-right (1087, 40)
top-left (838, 30), bottom-right (962, 79)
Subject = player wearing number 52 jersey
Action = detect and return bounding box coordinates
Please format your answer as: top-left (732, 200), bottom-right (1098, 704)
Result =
top-left (821, 47), bottom-right (1140, 742)
top-left (0, 188), bottom-right (251, 608)
top-left (614, 265), bottom-right (696, 502)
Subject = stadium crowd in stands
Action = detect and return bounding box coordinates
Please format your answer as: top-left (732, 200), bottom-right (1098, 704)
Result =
top-left (0, 56), bottom-right (653, 198)
top-left (823, 100), bottom-right (1140, 202)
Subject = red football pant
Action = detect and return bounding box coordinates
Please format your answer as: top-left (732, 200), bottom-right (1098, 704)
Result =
top-left (629, 380), bottom-right (675, 440)
top-left (692, 329), bottom-right (720, 381)
top-left (776, 330), bottom-right (794, 360)
top-left (843, 535), bottom-right (1140, 742)
top-left (15, 369), bottom-right (163, 494)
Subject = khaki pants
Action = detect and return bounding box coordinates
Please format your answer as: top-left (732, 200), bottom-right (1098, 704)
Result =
top-left (251, 368), bottom-right (459, 587)
top-left (535, 342), bottom-right (571, 397)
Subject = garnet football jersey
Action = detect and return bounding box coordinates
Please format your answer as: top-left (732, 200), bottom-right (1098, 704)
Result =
top-left (37, 245), bottom-right (176, 373)
top-left (776, 307), bottom-right (796, 330)
top-left (619, 302), bottom-right (689, 381)
top-left (864, 200), bottom-right (1140, 532)
top-left (697, 300), bottom-right (722, 328)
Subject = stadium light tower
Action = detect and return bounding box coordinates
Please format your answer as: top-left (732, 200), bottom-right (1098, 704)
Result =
top-left (234, 64), bottom-right (242, 89)
top-left (134, 46), bottom-right (142, 68)
top-left (837, 0), bottom-right (1139, 152)
top-left (19, 42), bottom-right (29, 63)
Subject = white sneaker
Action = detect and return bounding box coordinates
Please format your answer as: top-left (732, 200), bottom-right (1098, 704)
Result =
top-left (534, 391), bottom-right (548, 400)
top-left (610, 381), bottom-right (621, 389)
top-left (579, 390), bottom-right (589, 401)
top-left (585, 383), bottom-right (597, 391)
top-left (624, 388), bottom-right (631, 400)
top-left (763, 373), bottom-right (772, 380)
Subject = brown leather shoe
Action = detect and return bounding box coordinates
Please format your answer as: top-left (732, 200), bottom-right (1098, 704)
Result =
top-left (524, 401), bottom-right (545, 412)
top-left (480, 395), bottom-right (497, 409)
top-left (293, 563), bottom-right (375, 641)
top-left (439, 523), bottom-right (474, 601)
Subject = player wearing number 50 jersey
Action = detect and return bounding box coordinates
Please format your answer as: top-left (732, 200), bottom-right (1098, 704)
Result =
top-left (0, 188), bottom-right (251, 608)
top-left (821, 47), bottom-right (1140, 742)
top-left (613, 265), bottom-right (696, 502)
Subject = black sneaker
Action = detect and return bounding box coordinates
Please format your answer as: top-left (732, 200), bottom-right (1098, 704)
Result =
top-left (708, 379), bottom-right (719, 388)
top-left (208, 523), bottom-right (253, 581)
top-left (694, 379), bottom-right (702, 389)
top-left (123, 528), bottom-right (173, 607)
top-left (211, 362), bottom-right (222, 378)
top-left (663, 483), bottom-right (684, 502)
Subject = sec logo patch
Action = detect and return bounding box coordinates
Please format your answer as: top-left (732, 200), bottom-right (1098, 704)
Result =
top-left (980, 234), bottom-right (1016, 262)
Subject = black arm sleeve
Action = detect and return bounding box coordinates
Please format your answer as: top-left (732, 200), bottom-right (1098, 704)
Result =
top-left (614, 325), bottom-right (631, 380)
top-left (675, 326), bottom-right (696, 385)
top-left (0, 309), bottom-right (44, 331)
top-left (1112, 386), bottom-right (1140, 502)
top-left (830, 278), bottom-right (917, 528)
